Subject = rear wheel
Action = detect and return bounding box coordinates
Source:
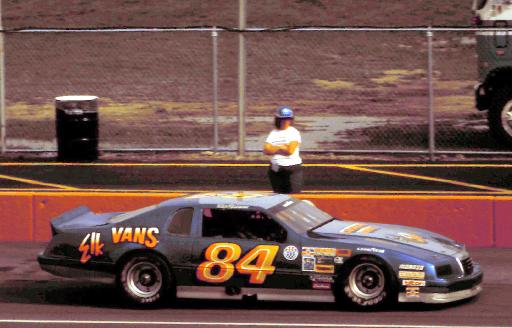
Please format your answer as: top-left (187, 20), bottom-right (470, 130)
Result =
top-left (488, 86), bottom-right (512, 145)
top-left (118, 254), bottom-right (171, 305)
top-left (336, 257), bottom-right (396, 309)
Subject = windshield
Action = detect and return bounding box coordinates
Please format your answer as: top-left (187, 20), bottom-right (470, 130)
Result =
top-left (271, 200), bottom-right (333, 233)
top-left (108, 204), bottom-right (158, 224)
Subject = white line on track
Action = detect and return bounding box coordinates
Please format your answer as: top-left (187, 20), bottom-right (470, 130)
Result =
top-left (0, 320), bottom-right (508, 328)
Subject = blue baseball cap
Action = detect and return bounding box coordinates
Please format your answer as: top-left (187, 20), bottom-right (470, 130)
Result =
top-left (275, 107), bottom-right (294, 118)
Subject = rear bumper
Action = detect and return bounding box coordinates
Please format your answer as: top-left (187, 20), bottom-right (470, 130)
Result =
top-left (38, 253), bottom-right (115, 284)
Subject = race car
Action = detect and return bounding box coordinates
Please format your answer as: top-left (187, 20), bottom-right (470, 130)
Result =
top-left (38, 192), bottom-right (483, 308)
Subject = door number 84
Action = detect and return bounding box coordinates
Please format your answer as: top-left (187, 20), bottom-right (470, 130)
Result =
top-left (196, 243), bottom-right (279, 284)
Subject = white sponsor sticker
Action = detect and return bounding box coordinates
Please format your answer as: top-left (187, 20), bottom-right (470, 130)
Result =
top-left (334, 256), bottom-right (343, 264)
top-left (356, 247), bottom-right (385, 254)
top-left (399, 264), bottom-right (424, 271)
top-left (402, 280), bottom-right (426, 287)
top-left (283, 245), bottom-right (299, 261)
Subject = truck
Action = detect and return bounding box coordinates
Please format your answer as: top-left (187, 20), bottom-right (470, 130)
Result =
top-left (473, 0), bottom-right (512, 144)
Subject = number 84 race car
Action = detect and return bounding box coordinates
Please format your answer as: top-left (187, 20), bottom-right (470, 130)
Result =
top-left (38, 192), bottom-right (483, 309)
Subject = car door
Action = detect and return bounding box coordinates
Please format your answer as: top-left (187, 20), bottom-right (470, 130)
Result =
top-left (191, 206), bottom-right (306, 291)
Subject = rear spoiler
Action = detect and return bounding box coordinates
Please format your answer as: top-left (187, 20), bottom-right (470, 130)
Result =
top-left (50, 206), bottom-right (92, 236)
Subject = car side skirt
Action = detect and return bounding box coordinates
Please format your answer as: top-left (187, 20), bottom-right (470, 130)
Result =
top-left (399, 284), bottom-right (482, 303)
top-left (40, 264), bottom-right (115, 284)
top-left (176, 286), bottom-right (335, 303)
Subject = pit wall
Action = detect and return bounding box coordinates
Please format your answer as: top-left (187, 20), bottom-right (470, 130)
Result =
top-left (0, 192), bottom-right (510, 247)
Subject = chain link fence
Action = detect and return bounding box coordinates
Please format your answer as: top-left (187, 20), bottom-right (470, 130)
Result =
top-left (2, 27), bottom-right (511, 156)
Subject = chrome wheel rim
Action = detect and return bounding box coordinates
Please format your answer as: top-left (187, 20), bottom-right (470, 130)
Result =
top-left (348, 263), bottom-right (385, 300)
top-left (126, 261), bottom-right (162, 298)
top-left (501, 101), bottom-right (512, 137)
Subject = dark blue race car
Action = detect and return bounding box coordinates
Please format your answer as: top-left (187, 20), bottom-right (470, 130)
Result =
top-left (38, 192), bottom-right (483, 308)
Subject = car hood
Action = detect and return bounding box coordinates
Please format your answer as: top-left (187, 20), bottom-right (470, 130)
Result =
top-left (313, 220), bottom-right (465, 257)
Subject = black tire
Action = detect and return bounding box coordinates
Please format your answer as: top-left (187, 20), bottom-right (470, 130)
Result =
top-left (335, 256), bottom-right (396, 309)
top-left (488, 86), bottom-right (512, 146)
top-left (117, 254), bottom-right (171, 306)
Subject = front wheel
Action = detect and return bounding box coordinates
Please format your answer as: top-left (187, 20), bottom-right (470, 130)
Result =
top-left (118, 254), bottom-right (171, 305)
top-left (488, 86), bottom-right (512, 146)
top-left (336, 257), bottom-right (396, 309)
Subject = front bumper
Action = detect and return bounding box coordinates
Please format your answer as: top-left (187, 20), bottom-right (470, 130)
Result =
top-left (38, 253), bottom-right (115, 284)
top-left (399, 283), bottom-right (482, 304)
top-left (399, 265), bottom-right (483, 304)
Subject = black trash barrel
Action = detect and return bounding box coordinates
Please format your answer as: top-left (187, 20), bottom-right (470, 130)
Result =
top-left (55, 95), bottom-right (99, 161)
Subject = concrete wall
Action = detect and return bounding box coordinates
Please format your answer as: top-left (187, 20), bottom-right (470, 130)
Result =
top-left (0, 192), bottom-right (510, 247)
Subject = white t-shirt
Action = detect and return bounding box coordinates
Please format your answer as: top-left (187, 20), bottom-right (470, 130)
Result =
top-left (265, 126), bottom-right (302, 166)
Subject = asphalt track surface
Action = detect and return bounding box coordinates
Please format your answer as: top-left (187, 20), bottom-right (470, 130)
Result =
top-left (0, 243), bottom-right (510, 328)
top-left (0, 162), bottom-right (510, 195)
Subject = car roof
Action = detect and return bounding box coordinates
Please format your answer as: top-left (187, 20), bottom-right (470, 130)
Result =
top-left (159, 191), bottom-right (292, 210)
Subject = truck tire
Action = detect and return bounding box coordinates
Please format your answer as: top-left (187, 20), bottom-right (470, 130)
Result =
top-left (488, 86), bottom-right (512, 145)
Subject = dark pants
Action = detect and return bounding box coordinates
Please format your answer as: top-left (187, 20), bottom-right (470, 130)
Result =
top-left (268, 164), bottom-right (303, 194)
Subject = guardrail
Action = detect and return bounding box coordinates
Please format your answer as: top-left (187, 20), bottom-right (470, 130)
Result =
top-left (0, 191), bottom-right (510, 247)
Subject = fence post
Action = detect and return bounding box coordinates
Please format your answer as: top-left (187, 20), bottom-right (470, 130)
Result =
top-left (0, 1), bottom-right (5, 154)
top-left (238, 0), bottom-right (247, 156)
top-left (212, 26), bottom-right (219, 150)
top-left (427, 28), bottom-right (435, 161)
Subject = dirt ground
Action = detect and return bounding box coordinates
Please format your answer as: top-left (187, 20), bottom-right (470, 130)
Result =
top-left (2, 1), bottom-right (494, 152)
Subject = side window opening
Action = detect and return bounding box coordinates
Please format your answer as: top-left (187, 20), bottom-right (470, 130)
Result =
top-left (202, 208), bottom-right (287, 242)
top-left (168, 208), bottom-right (194, 236)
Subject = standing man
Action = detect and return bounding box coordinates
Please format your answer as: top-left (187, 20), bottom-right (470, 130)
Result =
top-left (263, 107), bottom-right (303, 194)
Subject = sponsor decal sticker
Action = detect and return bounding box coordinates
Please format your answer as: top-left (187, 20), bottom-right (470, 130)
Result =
top-left (399, 264), bottom-right (424, 271)
top-left (216, 204), bottom-right (250, 209)
top-left (312, 282), bottom-right (332, 290)
top-left (405, 287), bottom-right (420, 297)
top-left (187, 192), bottom-right (264, 199)
top-left (309, 275), bottom-right (335, 283)
top-left (402, 280), bottom-right (426, 287)
top-left (79, 232), bottom-right (104, 264)
top-left (356, 247), bottom-right (385, 254)
top-left (399, 271), bottom-right (426, 280)
top-left (301, 247), bottom-right (338, 273)
top-left (397, 232), bottom-right (426, 244)
top-left (283, 245), bottom-right (299, 261)
top-left (302, 256), bottom-right (316, 272)
top-left (111, 227), bottom-right (159, 248)
top-left (340, 223), bottom-right (379, 234)
top-left (334, 256), bottom-right (343, 264)
top-left (336, 249), bottom-right (352, 257)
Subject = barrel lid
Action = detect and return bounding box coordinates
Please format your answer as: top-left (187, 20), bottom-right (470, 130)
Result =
top-left (55, 95), bottom-right (98, 102)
